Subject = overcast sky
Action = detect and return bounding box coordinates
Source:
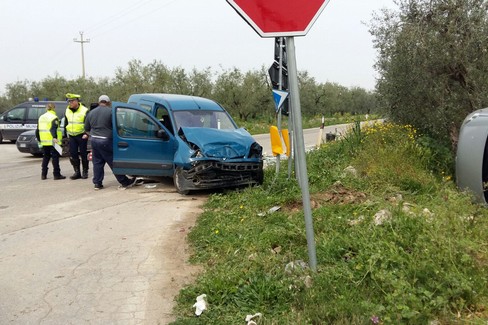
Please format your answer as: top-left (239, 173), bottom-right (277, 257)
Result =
top-left (0, 0), bottom-right (394, 96)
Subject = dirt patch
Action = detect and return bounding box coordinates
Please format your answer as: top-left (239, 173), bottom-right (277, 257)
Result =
top-left (145, 197), bottom-right (205, 324)
top-left (285, 182), bottom-right (367, 212)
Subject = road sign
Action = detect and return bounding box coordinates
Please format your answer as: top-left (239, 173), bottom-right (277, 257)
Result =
top-left (227, 0), bottom-right (330, 37)
top-left (227, 0), bottom-right (325, 271)
top-left (272, 89), bottom-right (289, 112)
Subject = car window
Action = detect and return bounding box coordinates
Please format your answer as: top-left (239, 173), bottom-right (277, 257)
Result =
top-left (115, 107), bottom-right (160, 139)
top-left (27, 107), bottom-right (45, 121)
top-left (173, 110), bottom-right (236, 131)
top-left (139, 104), bottom-right (152, 113)
top-left (6, 107), bottom-right (26, 121)
top-left (155, 105), bottom-right (174, 134)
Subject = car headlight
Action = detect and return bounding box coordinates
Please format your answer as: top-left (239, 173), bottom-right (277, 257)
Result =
top-left (248, 142), bottom-right (263, 158)
top-left (192, 150), bottom-right (204, 158)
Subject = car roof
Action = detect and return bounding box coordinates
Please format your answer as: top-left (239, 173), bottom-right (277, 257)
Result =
top-left (12, 101), bottom-right (67, 117)
top-left (128, 93), bottom-right (225, 112)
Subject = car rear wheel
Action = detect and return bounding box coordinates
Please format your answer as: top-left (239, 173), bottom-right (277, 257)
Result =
top-left (173, 167), bottom-right (190, 195)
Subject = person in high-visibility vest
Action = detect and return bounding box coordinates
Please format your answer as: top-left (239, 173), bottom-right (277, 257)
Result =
top-left (35, 103), bottom-right (66, 180)
top-left (64, 93), bottom-right (89, 180)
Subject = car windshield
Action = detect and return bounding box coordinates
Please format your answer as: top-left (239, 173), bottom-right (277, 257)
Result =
top-left (173, 110), bottom-right (236, 131)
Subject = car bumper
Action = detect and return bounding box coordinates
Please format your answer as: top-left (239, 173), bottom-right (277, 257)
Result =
top-left (16, 142), bottom-right (42, 155)
top-left (182, 161), bottom-right (264, 190)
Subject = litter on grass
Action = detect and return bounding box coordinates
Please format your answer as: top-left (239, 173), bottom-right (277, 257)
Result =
top-left (257, 206), bottom-right (281, 217)
top-left (192, 294), bottom-right (207, 316)
top-left (245, 312), bottom-right (262, 325)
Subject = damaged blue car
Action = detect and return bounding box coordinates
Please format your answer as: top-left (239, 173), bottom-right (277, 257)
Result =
top-left (111, 93), bottom-right (264, 194)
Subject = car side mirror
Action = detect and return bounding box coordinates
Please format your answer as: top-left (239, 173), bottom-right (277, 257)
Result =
top-left (157, 128), bottom-right (170, 141)
top-left (3, 115), bottom-right (7, 121)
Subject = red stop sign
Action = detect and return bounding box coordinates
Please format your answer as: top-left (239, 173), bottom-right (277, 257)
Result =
top-left (227, 0), bottom-right (330, 38)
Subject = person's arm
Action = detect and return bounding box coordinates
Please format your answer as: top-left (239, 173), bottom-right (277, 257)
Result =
top-left (83, 115), bottom-right (91, 139)
top-left (35, 124), bottom-right (40, 142)
top-left (50, 119), bottom-right (59, 142)
top-left (63, 114), bottom-right (68, 138)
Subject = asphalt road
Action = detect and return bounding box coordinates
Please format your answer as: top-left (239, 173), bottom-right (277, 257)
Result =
top-left (0, 144), bottom-right (205, 324)
top-left (0, 121), bottom-right (358, 324)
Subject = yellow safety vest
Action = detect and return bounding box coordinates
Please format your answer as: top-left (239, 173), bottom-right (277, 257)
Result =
top-left (38, 111), bottom-right (62, 146)
top-left (65, 104), bottom-right (88, 136)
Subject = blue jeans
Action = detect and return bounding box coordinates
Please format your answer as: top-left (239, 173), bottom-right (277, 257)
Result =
top-left (90, 137), bottom-right (130, 186)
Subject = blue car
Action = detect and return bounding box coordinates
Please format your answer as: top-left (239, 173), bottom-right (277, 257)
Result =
top-left (111, 94), bottom-right (264, 194)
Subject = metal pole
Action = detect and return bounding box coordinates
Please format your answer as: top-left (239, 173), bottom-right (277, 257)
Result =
top-left (275, 37), bottom-right (283, 174)
top-left (73, 31), bottom-right (90, 79)
top-left (286, 36), bottom-right (317, 271)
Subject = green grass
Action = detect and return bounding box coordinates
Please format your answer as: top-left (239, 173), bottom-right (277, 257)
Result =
top-left (171, 121), bottom-right (488, 324)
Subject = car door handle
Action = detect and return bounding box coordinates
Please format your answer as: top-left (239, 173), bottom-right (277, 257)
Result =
top-left (118, 142), bottom-right (129, 148)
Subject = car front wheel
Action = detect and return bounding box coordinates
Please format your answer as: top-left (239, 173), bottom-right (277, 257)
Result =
top-left (173, 167), bottom-right (190, 195)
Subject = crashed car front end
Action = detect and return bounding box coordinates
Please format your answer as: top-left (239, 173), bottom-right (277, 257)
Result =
top-left (175, 127), bottom-right (264, 191)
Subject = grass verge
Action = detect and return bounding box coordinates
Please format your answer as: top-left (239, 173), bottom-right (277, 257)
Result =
top-left (171, 121), bottom-right (488, 324)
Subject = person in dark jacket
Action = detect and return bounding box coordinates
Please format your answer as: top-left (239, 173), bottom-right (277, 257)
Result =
top-left (83, 95), bottom-right (136, 190)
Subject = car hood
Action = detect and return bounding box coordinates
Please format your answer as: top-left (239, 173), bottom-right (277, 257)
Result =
top-left (180, 127), bottom-right (256, 159)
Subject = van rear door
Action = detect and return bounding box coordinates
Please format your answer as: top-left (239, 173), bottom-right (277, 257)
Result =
top-left (112, 102), bottom-right (177, 177)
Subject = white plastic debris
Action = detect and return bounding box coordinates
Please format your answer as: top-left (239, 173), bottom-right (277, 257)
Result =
top-left (245, 312), bottom-right (262, 325)
top-left (258, 206), bottom-right (281, 217)
top-left (192, 294), bottom-right (207, 316)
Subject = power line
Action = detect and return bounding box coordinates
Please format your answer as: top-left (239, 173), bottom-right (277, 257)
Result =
top-left (84, 0), bottom-right (156, 36)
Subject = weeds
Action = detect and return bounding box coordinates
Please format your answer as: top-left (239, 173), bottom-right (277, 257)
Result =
top-left (171, 121), bottom-right (488, 324)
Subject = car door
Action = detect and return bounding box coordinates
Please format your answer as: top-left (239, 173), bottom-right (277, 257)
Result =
top-left (112, 102), bottom-right (177, 177)
top-left (2, 106), bottom-right (27, 141)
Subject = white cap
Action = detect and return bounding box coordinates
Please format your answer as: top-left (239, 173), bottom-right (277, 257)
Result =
top-left (98, 95), bottom-right (110, 103)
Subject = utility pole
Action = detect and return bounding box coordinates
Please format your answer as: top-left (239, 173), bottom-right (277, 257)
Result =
top-left (73, 31), bottom-right (90, 79)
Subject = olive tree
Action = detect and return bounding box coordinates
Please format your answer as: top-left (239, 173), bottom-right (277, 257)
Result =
top-left (370, 0), bottom-right (488, 147)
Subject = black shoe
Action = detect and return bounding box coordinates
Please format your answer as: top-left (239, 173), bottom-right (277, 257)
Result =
top-left (94, 184), bottom-right (104, 190)
top-left (81, 171), bottom-right (89, 179)
top-left (70, 172), bottom-right (82, 180)
top-left (54, 175), bottom-right (66, 180)
top-left (118, 177), bottom-right (137, 190)
top-left (41, 175), bottom-right (47, 180)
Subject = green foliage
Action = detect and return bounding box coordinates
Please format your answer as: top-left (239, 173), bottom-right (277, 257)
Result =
top-left (0, 60), bottom-right (377, 119)
top-left (171, 122), bottom-right (488, 324)
top-left (370, 0), bottom-right (488, 149)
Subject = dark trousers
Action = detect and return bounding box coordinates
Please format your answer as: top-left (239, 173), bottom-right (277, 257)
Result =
top-left (42, 146), bottom-right (61, 177)
top-left (90, 137), bottom-right (130, 186)
top-left (68, 134), bottom-right (88, 163)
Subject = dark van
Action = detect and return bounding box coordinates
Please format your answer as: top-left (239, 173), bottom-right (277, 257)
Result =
top-left (0, 100), bottom-right (67, 143)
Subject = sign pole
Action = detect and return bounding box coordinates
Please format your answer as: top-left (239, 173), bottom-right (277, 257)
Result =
top-left (286, 36), bottom-right (317, 271)
top-left (276, 37), bottom-right (283, 174)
